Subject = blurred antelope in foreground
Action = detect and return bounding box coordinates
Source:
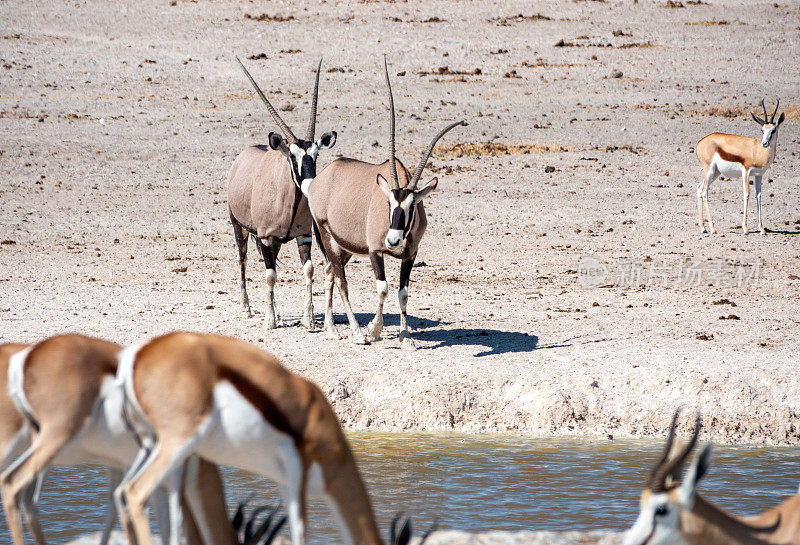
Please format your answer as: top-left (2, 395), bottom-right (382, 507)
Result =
top-left (307, 57), bottom-right (466, 345)
top-left (0, 335), bottom-right (237, 545)
top-left (228, 57), bottom-right (337, 329)
top-left (116, 331), bottom-right (428, 545)
top-left (623, 411), bottom-right (800, 545)
top-left (696, 99), bottom-right (785, 235)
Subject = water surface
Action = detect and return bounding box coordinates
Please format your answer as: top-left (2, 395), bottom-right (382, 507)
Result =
top-left (1, 433), bottom-right (797, 544)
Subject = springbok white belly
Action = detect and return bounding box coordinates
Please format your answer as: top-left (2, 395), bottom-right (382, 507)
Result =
top-left (199, 381), bottom-right (325, 496)
top-left (712, 153), bottom-right (746, 179)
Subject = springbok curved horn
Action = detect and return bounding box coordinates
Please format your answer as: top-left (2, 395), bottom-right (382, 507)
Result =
top-left (646, 410), bottom-right (680, 490)
top-left (236, 56), bottom-right (298, 145)
top-left (384, 55), bottom-right (400, 190)
top-left (307, 58), bottom-right (322, 141)
top-left (771, 99), bottom-right (780, 124)
top-left (761, 98), bottom-right (769, 125)
top-left (649, 411), bottom-right (701, 492)
top-left (408, 119), bottom-right (468, 190)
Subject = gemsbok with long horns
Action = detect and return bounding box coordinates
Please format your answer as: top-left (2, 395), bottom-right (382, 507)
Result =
top-left (306, 57), bottom-right (466, 345)
top-left (228, 57), bottom-right (337, 329)
top-left (116, 331), bottom-right (426, 545)
top-left (0, 335), bottom-right (239, 545)
top-left (623, 411), bottom-right (800, 545)
top-left (696, 99), bottom-right (785, 235)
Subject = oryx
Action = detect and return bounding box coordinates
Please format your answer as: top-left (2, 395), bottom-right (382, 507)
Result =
top-left (306, 57), bottom-right (466, 345)
top-left (227, 57), bottom-right (337, 329)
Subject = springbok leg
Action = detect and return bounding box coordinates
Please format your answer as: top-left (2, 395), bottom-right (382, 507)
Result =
top-left (754, 175), bottom-right (765, 234)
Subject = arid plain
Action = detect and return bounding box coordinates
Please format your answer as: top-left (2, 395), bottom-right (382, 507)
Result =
top-left (1, 0), bottom-right (799, 445)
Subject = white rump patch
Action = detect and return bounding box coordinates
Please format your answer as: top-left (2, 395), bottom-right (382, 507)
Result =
top-left (8, 347), bottom-right (35, 423)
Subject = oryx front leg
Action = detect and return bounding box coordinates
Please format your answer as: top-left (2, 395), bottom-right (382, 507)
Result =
top-left (256, 236), bottom-right (280, 329)
top-left (297, 237), bottom-right (316, 329)
top-left (741, 168), bottom-right (750, 235)
top-left (367, 252), bottom-right (388, 342)
top-left (398, 257), bottom-right (416, 349)
top-left (331, 254), bottom-right (367, 345)
top-left (754, 175), bottom-right (765, 234)
top-left (323, 262), bottom-right (341, 340)
top-left (230, 214), bottom-right (252, 317)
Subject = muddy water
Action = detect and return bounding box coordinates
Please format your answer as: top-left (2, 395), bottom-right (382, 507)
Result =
top-left (1, 433), bottom-right (798, 544)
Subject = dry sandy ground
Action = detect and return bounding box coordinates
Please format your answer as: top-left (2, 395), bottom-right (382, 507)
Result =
top-left (1, 0), bottom-right (799, 445)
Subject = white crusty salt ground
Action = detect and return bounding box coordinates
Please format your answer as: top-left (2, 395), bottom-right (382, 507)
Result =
top-left (1, 0), bottom-right (799, 445)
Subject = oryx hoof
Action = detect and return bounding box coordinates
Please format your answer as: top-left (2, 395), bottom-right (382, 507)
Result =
top-left (242, 308), bottom-right (253, 318)
top-left (760, 228), bottom-right (767, 235)
top-left (264, 315), bottom-right (278, 330)
top-left (398, 330), bottom-right (416, 350)
top-left (325, 324), bottom-right (342, 340)
top-left (300, 313), bottom-right (318, 330)
top-left (366, 321), bottom-right (383, 342)
top-left (741, 229), bottom-right (749, 236)
top-left (351, 330), bottom-right (369, 345)
top-left (699, 227), bottom-right (707, 234)
top-left (709, 227), bottom-right (717, 234)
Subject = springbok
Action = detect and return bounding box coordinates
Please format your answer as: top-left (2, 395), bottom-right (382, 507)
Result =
top-left (696, 99), bottom-right (785, 235)
top-left (306, 57), bottom-right (466, 345)
top-left (116, 331), bottom-right (425, 545)
top-left (623, 411), bottom-right (800, 545)
top-left (0, 335), bottom-right (238, 545)
top-left (228, 57), bottom-right (337, 329)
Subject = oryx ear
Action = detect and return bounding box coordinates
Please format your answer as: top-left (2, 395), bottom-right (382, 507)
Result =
top-left (777, 112), bottom-right (785, 126)
top-left (377, 174), bottom-right (393, 198)
top-left (677, 444), bottom-right (711, 508)
top-left (414, 177), bottom-right (438, 201)
top-left (317, 131), bottom-right (337, 150)
top-left (751, 113), bottom-right (765, 126)
top-left (269, 132), bottom-right (290, 155)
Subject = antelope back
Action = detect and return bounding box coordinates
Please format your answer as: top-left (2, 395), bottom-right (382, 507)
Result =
top-left (309, 157), bottom-right (427, 256)
top-left (227, 146), bottom-right (313, 239)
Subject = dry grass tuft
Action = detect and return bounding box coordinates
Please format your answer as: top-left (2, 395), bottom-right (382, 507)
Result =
top-left (417, 66), bottom-right (483, 76)
top-left (701, 104), bottom-right (800, 120)
top-left (686, 20), bottom-right (730, 25)
top-left (435, 141), bottom-right (571, 159)
top-left (489, 13), bottom-right (552, 26)
top-left (244, 13), bottom-right (295, 22)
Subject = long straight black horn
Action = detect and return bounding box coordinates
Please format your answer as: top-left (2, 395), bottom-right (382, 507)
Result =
top-left (408, 120), bottom-right (468, 190)
top-left (771, 99), bottom-right (780, 123)
top-left (384, 55), bottom-right (400, 190)
top-left (236, 56), bottom-right (298, 144)
top-left (307, 58), bottom-right (322, 141)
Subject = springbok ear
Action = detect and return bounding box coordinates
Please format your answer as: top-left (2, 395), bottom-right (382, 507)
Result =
top-left (415, 177), bottom-right (438, 201)
top-left (390, 515), bottom-right (412, 545)
top-left (751, 113), bottom-right (765, 126)
top-left (777, 112), bottom-right (785, 126)
top-left (377, 174), bottom-right (393, 198)
top-left (677, 444), bottom-right (711, 508)
top-left (269, 132), bottom-right (289, 154)
top-left (317, 131), bottom-right (337, 150)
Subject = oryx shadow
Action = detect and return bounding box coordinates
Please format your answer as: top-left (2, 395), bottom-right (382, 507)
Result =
top-left (334, 312), bottom-right (444, 331)
top-left (413, 327), bottom-right (539, 357)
